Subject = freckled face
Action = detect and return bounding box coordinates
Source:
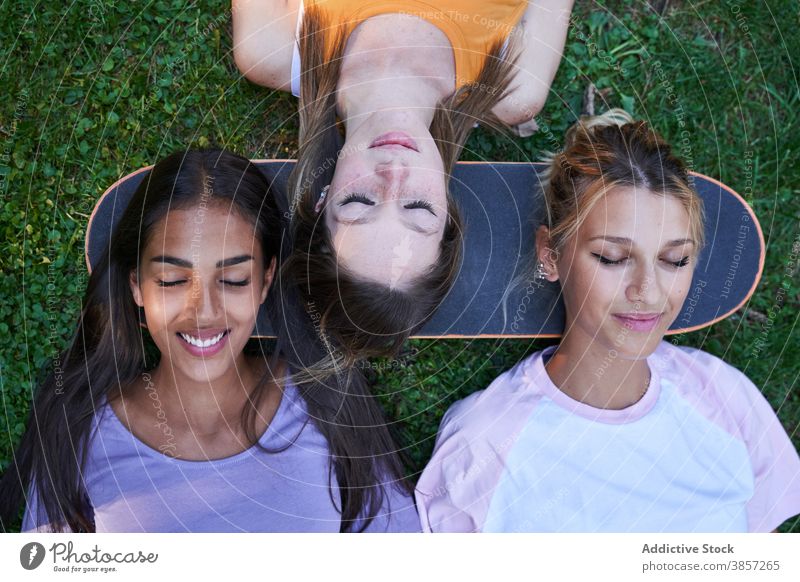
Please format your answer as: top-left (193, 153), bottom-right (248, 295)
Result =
top-left (549, 188), bottom-right (698, 359)
top-left (129, 206), bottom-right (275, 384)
top-left (325, 129), bottom-right (448, 288)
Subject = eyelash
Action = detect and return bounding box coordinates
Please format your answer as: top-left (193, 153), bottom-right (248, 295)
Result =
top-left (669, 256), bottom-right (691, 268)
top-left (591, 253), bottom-right (691, 268)
top-left (157, 279), bottom-right (250, 287)
top-left (340, 193), bottom-right (374, 206)
top-left (223, 279), bottom-right (251, 287)
top-left (340, 193), bottom-right (436, 215)
top-left (592, 253), bottom-right (625, 265)
top-left (405, 200), bottom-right (436, 214)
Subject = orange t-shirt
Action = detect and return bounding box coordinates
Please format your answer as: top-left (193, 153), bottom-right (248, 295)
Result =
top-left (307, 0), bottom-right (528, 87)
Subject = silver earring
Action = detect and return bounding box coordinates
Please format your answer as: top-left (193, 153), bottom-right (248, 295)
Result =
top-left (535, 262), bottom-right (547, 281)
top-left (315, 185), bottom-right (330, 214)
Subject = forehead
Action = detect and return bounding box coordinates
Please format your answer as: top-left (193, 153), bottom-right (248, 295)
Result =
top-left (580, 187), bottom-right (692, 240)
top-left (333, 222), bottom-right (439, 288)
top-left (143, 207), bottom-right (261, 260)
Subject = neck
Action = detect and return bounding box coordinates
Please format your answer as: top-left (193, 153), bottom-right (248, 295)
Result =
top-left (336, 22), bottom-right (454, 131)
top-left (545, 334), bottom-right (652, 410)
top-left (149, 354), bottom-right (263, 433)
top-left (338, 75), bottom-right (443, 136)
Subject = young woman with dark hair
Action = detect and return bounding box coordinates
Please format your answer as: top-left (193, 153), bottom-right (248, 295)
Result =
top-left (233, 0), bottom-right (575, 364)
top-left (0, 149), bottom-right (418, 532)
top-left (416, 110), bottom-right (800, 532)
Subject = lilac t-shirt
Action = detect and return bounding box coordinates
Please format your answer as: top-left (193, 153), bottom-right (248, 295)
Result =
top-left (23, 382), bottom-right (420, 532)
top-left (416, 342), bottom-right (800, 532)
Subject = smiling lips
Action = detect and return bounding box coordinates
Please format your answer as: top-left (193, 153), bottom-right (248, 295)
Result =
top-left (369, 132), bottom-right (419, 152)
top-left (612, 313), bottom-right (663, 332)
top-left (176, 329), bottom-right (229, 357)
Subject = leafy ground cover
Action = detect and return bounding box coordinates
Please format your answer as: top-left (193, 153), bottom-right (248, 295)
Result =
top-left (1, 0), bottom-right (797, 530)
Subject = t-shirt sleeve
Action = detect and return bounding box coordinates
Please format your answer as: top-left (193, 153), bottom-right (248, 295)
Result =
top-left (699, 353), bottom-right (800, 532)
top-left (736, 376), bottom-right (800, 531)
top-left (415, 394), bottom-right (499, 533)
top-left (416, 359), bottom-right (542, 532)
top-left (415, 414), bottom-right (480, 532)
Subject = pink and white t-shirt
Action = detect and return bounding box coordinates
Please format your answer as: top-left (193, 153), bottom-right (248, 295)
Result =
top-left (416, 342), bottom-right (800, 532)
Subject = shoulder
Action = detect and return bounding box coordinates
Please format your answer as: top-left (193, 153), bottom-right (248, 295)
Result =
top-left (267, 376), bottom-right (332, 453)
top-left (438, 352), bottom-right (543, 443)
top-left (652, 341), bottom-right (773, 436)
top-left (429, 349), bottom-right (548, 479)
top-left (652, 345), bottom-right (800, 532)
top-left (416, 351), bottom-right (546, 531)
top-left (653, 341), bottom-right (755, 394)
top-left (82, 395), bottom-right (142, 466)
top-left (232, 0), bottom-right (301, 90)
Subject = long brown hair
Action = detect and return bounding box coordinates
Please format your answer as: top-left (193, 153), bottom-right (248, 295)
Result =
top-left (1, 149), bottom-right (412, 533)
top-left (0, 150), bottom-right (282, 532)
top-left (284, 7), bottom-right (520, 365)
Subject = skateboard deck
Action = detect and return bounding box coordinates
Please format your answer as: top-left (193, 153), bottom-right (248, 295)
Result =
top-left (87, 161), bottom-right (764, 338)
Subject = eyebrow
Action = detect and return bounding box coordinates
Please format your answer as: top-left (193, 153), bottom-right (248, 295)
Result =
top-left (150, 254), bottom-right (255, 268)
top-left (402, 220), bottom-right (438, 235)
top-left (335, 215), bottom-right (376, 226)
top-left (334, 215), bottom-right (437, 236)
top-left (217, 255), bottom-right (255, 267)
top-left (587, 236), bottom-right (695, 247)
top-left (150, 255), bottom-right (192, 268)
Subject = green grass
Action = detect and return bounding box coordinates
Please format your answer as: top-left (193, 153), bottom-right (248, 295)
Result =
top-left (1, 0), bottom-right (798, 531)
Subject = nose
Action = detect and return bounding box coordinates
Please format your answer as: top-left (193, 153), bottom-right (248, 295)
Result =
top-left (187, 276), bottom-right (221, 321)
top-left (374, 160), bottom-right (409, 187)
top-left (625, 263), bottom-right (661, 306)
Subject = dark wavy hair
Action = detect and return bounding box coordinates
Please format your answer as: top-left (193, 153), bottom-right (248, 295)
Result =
top-left (0, 148), bottom-right (411, 532)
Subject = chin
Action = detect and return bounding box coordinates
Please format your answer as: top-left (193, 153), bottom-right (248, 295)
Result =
top-left (168, 340), bottom-right (246, 382)
top-left (590, 324), bottom-right (657, 361)
top-left (179, 359), bottom-right (236, 383)
top-left (612, 342), bottom-right (659, 361)
top-left (612, 330), bottom-right (668, 360)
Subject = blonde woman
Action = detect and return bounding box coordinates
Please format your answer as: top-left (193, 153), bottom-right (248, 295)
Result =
top-left (233, 0), bottom-right (574, 362)
top-left (415, 111), bottom-right (800, 532)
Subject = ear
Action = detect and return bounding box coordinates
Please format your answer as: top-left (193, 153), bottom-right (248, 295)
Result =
top-left (129, 269), bottom-right (144, 307)
top-left (535, 226), bottom-right (560, 282)
top-left (314, 184), bottom-right (330, 214)
top-left (260, 256), bottom-right (277, 304)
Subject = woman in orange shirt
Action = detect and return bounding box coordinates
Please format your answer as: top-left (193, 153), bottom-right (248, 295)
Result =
top-left (233, 0), bottom-right (573, 365)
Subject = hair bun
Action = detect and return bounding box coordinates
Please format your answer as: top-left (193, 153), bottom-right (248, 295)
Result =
top-left (564, 108), bottom-right (634, 149)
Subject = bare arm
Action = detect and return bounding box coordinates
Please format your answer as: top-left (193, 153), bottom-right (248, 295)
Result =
top-left (231, 0), bottom-right (300, 91)
top-left (493, 0), bottom-right (575, 135)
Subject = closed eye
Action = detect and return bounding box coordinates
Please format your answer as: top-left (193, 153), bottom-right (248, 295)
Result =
top-left (664, 256), bottom-right (691, 268)
top-left (591, 253), bottom-right (626, 265)
top-left (404, 199), bottom-right (436, 216)
top-left (222, 279), bottom-right (250, 286)
top-left (339, 193), bottom-right (374, 206)
top-left (157, 279), bottom-right (187, 287)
